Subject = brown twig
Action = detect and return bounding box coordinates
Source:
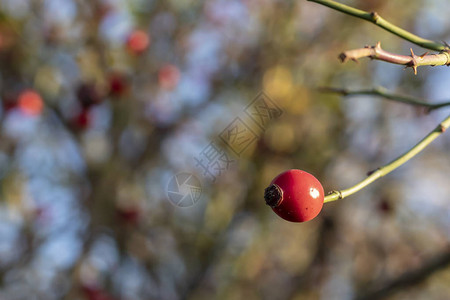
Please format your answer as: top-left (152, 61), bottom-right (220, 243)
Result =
top-left (355, 249), bottom-right (450, 300)
top-left (318, 86), bottom-right (450, 111)
top-left (339, 42), bottom-right (450, 74)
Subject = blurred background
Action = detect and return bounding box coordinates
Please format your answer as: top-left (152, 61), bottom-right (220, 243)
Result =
top-left (0, 0), bottom-right (449, 299)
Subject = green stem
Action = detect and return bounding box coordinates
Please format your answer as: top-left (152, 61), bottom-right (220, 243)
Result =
top-left (319, 86), bottom-right (450, 111)
top-left (307, 0), bottom-right (446, 51)
top-left (324, 114), bottom-right (450, 203)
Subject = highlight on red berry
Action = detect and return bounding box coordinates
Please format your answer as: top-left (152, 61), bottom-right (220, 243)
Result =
top-left (264, 169), bottom-right (324, 223)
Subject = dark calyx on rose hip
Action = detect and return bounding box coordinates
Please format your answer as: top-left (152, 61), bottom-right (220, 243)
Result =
top-left (264, 184), bottom-right (283, 207)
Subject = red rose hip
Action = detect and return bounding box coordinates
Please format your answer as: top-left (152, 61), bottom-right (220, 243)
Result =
top-left (126, 30), bottom-right (150, 54)
top-left (264, 169), bottom-right (324, 222)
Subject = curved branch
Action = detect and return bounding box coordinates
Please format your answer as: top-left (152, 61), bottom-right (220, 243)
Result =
top-left (319, 86), bottom-right (450, 111)
top-left (339, 42), bottom-right (450, 74)
top-left (324, 114), bottom-right (450, 203)
top-left (355, 250), bottom-right (450, 300)
top-left (307, 0), bottom-right (446, 51)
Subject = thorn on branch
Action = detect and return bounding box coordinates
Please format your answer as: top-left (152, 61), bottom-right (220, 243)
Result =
top-left (408, 48), bottom-right (418, 75)
top-left (367, 168), bottom-right (380, 176)
top-left (370, 12), bottom-right (379, 22)
top-left (443, 40), bottom-right (450, 50)
top-left (328, 190), bottom-right (343, 200)
top-left (419, 52), bottom-right (429, 59)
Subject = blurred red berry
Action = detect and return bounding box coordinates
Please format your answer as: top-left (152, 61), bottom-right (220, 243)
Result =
top-left (76, 83), bottom-right (102, 108)
top-left (108, 73), bottom-right (128, 96)
top-left (117, 207), bottom-right (140, 225)
top-left (378, 199), bottom-right (392, 215)
top-left (73, 109), bottom-right (91, 129)
top-left (18, 89), bottom-right (44, 116)
top-left (82, 284), bottom-right (116, 300)
top-left (2, 94), bottom-right (17, 111)
top-left (264, 169), bottom-right (324, 223)
top-left (126, 30), bottom-right (150, 54)
top-left (158, 64), bottom-right (180, 90)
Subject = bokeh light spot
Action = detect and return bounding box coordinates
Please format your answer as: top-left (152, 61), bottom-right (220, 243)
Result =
top-left (158, 64), bottom-right (181, 90)
top-left (126, 30), bottom-right (150, 54)
top-left (263, 66), bottom-right (293, 100)
top-left (18, 90), bottom-right (44, 116)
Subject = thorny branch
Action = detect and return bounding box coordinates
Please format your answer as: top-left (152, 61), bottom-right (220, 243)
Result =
top-left (311, 1), bottom-right (450, 297)
top-left (339, 42), bottom-right (450, 75)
